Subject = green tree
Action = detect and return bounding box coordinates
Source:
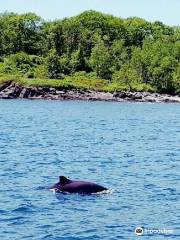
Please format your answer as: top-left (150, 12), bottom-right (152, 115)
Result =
top-left (46, 49), bottom-right (61, 78)
top-left (110, 40), bottom-right (128, 72)
top-left (0, 10), bottom-right (179, 94)
top-left (112, 64), bottom-right (142, 91)
top-left (0, 13), bottom-right (45, 56)
top-left (171, 64), bottom-right (180, 93)
top-left (125, 17), bottom-right (152, 46)
top-left (70, 47), bottom-right (85, 73)
top-left (89, 40), bottom-right (111, 79)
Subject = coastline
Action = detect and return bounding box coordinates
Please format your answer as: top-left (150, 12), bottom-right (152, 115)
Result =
top-left (0, 81), bottom-right (180, 103)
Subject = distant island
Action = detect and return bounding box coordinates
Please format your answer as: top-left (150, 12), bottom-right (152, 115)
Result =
top-left (0, 10), bottom-right (179, 101)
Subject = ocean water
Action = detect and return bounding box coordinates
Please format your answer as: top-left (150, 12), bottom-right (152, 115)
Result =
top-left (0, 100), bottom-right (179, 240)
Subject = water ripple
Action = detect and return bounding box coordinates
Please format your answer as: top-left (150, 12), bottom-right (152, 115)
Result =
top-left (0, 100), bottom-right (179, 239)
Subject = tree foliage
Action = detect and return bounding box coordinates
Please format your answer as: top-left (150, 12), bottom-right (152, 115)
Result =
top-left (0, 10), bottom-right (179, 93)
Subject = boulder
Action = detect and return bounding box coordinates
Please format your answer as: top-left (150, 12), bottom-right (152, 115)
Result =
top-left (113, 92), bottom-right (127, 98)
top-left (19, 88), bottom-right (30, 98)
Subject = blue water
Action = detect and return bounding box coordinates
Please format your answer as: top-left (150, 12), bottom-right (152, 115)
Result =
top-left (0, 100), bottom-right (180, 240)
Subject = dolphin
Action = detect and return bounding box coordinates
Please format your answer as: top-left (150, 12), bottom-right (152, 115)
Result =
top-left (48, 176), bottom-right (108, 194)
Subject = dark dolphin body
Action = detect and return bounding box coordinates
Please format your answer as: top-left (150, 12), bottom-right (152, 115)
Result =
top-left (48, 176), bottom-right (108, 194)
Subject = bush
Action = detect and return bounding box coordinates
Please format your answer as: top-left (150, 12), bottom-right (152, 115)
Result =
top-left (33, 64), bottom-right (48, 79)
top-left (0, 52), bottom-right (44, 76)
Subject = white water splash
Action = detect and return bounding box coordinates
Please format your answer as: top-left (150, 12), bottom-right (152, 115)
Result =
top-left (91, 189), bottom-right (114, 195)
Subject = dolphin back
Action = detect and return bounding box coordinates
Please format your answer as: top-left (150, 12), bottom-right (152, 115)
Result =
top-left (60, 180), bottom-right (107, 194)
top-left (48, 176), bottom-right (108, 194)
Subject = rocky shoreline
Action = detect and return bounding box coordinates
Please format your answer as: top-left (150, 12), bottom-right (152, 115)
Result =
top-left (0, 81), bottom-right (180, 103)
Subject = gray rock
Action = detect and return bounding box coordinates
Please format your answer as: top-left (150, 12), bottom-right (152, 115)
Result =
top-left (0, 82), bottom-right (180, 102)
top-left (19, 88), bottom-right (30, 98)
top-left (113, 92), bottom-right (127, 98)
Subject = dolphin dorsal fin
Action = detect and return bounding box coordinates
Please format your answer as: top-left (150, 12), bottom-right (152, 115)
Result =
top-left (59, 176), bottom-right (71, 186)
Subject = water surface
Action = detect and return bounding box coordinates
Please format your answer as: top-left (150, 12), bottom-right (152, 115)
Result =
top-left (0, 100), bottom-right (180, 239)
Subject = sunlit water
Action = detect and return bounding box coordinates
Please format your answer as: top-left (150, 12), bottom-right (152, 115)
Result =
top-left (0, 100), bottom-right (179, 240)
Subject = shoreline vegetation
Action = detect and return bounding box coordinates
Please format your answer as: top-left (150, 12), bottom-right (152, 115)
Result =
top-left (0, 78), bottom-right (180, 102)
top-left (0, 10), bottom-right (179, 99)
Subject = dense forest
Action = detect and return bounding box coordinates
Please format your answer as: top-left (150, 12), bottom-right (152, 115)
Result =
top-left (0, 11), bottom-right (180, 93)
